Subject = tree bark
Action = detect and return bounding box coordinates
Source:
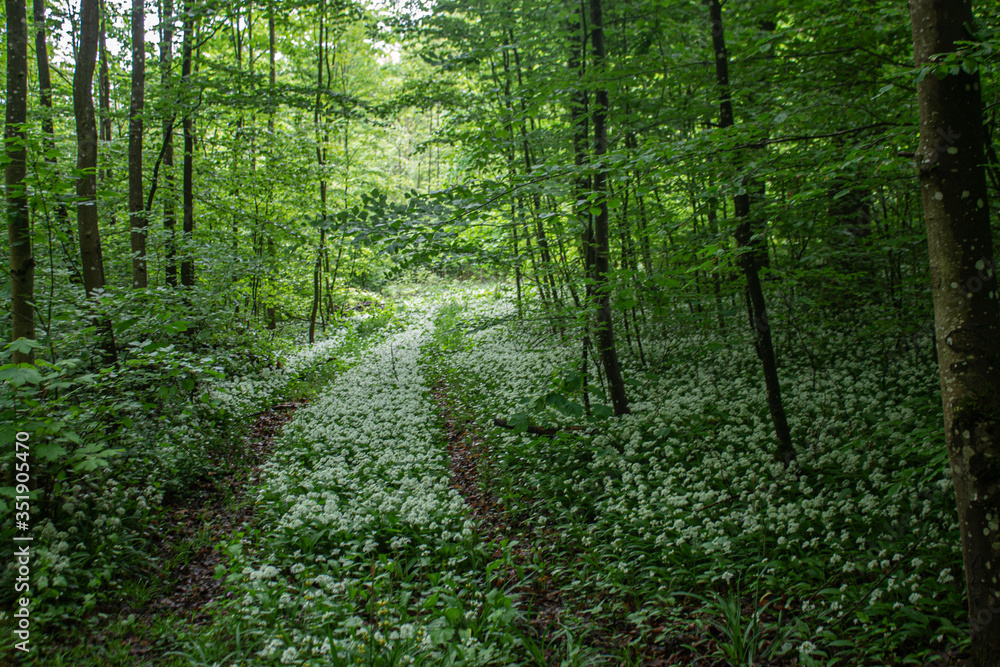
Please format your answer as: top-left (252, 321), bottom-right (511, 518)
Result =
top-left (6, 0), bottom-right (34, 365)
top-left (98, 0), bottom-right (113, 195)
top-left (569, 4), bottom-right (592, 411)
top-left (706, 0), bottom-right (792, 463)
top-left (309, 2), bottom-right (327, 344)
top-left (129, 0), bottom-right (147, 287)
top-left (75, 0), bottom-right (117, 364)
top-left (33, 0), bottom-right (53, 139)
top-left (909, 2), bottom-right (1000, 663)
top-left (509, 29), bottom-right (559, 307)
top-left (589, 0), bottom-right (630, 416)
top-left (34, 0), bottom-right (72, 229)
top-left (160, 0), bottom-right (177, 286)
top-left (266, 0), bottom-right (277, 329)
top-left (180, 7), bottom-right (195, 287)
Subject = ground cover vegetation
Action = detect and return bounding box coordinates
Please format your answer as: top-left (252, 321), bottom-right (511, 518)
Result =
top-left (2, 0), bottom-right (1000, 664)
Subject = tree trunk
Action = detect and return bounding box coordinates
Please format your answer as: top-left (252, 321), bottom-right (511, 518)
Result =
top-left (589, 0), bottom-right (629, 416)
top-left (486, 51), bottom-right (523, 315)
top-left (309, 2), bottom-right (327, 344)
top-left (98, 0), bottom-right (112, 195)
top-left (129, 0), bottom-right (147, 287)
top-left (75, 0), bottom-right (117, 364)
top-left (6, 0), bottom-right (34, 365)
top-left (266, 0), bottom-right (277, 329)
top-left (706, 0), bottom-right (792, 462)
top-left (34, 0), bottom-right (73, 238)
top-left (569, 6), bottom-right (591, 406)
top-left (33, 0), bottom-right (54, 140)
top-left (180, 7), bottom-right (195, 287)
top-left (160, 0), bottom-right (177, 286)
top-left (909, 2), bottom-right (1000, 663)
top-left (230, 8), bottom-right (243, 254)
top-left (509, 30), bottom-right (558, 307)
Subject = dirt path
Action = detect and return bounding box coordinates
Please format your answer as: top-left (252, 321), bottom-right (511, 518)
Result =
top-left (135, 400), bottom-right (306, 631)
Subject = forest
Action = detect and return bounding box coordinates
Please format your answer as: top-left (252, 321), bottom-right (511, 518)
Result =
top-left (2, 0), bottom-right (1000, 664)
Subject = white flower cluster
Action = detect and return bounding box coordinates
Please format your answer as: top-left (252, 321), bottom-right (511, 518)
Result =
top-left (437, 290), bottom-right (959, 656)
top-left (210, 328), bottom-right (354, 419)
top-left (225, 300), bottom-right (520, 665)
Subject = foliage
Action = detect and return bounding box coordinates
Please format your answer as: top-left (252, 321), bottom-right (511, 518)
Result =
top-left (433, 288), bottom-right (964, 665)
top-left (2, 0), bottom-right (999, 662)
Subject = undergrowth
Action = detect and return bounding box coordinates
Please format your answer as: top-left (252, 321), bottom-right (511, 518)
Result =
top-left (0, 288), bottom-right (397, 665)
top-left (1, 283), bottom-right (967, 666)
top-left (435, 285), bottom-right (963, 666)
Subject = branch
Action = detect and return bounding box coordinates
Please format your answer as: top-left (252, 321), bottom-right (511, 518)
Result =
top-left (145, 114), bottom-right (179, 213)
top-left (493, 417), bottom-right (587, 436)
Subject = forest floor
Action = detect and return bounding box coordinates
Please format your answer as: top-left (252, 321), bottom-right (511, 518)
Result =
top-left (15, 284), bottom-right (969, 666)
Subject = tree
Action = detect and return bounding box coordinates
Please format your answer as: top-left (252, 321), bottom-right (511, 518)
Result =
top-left (181, 3), bottom-right (196, 288)
top-left (909, 1), bottom-right (1000, 664)
top-left (266, 0), bottom-right (277, 329)
top-left (704, 0), bottom-right (793, 463)
top-left (589, 0), bottom-right (629, 416)
top-left (308, 0), bottom-right (328, 344)
top-left (33, 0), bottom-right (75, 275)
top-left (130, 0), bottom-right (148, 288)
top-left (98, 0), bottom-right (113, 194)
top-left (161, 0), bottom-right (178, 286)
top-left (74, 0), bottom-right (118, 364)
top-left (6, 0), bottom-right (34, 365)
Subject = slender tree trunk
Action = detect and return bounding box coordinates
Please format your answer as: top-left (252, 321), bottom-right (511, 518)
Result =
top-left (309, 3), bottom-right (326, 344)
top-left (705, 185), bottom-right (726, 330)
top-left (266, 0), bottom-right (277, 329)
top-left (35, 0), bottom-right (80, 287)
top-left (75, 0), bottom-right (117, 364)
top-left (161, 0), bottom-right (177, 285)
top-left (512, 214), bottom-right (523, 316)
top-left (6, 0), bottom-right (34, 364)
top-left (309, 230), bottom-right (325, 343)
top-left (230, 8), bottom-right (243, 254)
top-left (910, 2), bottom-right (1000, 664)
top-left (35, 0), bottom-right (73, 251)
top-left (589, 0), bottom-right (629, 416)
top-left (486, 52), bottom-right (523, 315)
top-left (706, 0), bottom-right (792, 462)
top-left (509, 29), bottom-right (558, 307)
top-left (33, 0), bottom-right (53, 142)
top-left (180, 8), bottom-right (195, 287)
top-left (129, 0), bottom-right (147, 287)
top-left (98, 0), bottom-right (113, 199)
top-left (569, 5), bottom-right (592, 407)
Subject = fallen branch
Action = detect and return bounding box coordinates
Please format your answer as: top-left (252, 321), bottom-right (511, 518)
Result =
top-left (492, 418), bottom-right (587, 436)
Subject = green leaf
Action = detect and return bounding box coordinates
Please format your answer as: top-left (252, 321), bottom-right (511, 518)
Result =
top-left (0, 364), bottom-right (43, 386)
top-left (592, 404), bottom-right (614, 419)
top-left (6, 339), bottom-right (41, 354)
top-left (35, 442), bottom-right (68, 461)
top-left (546, 392), bottom-right (584, 418)
top-left (508, 412), bottom-right (529, 434)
